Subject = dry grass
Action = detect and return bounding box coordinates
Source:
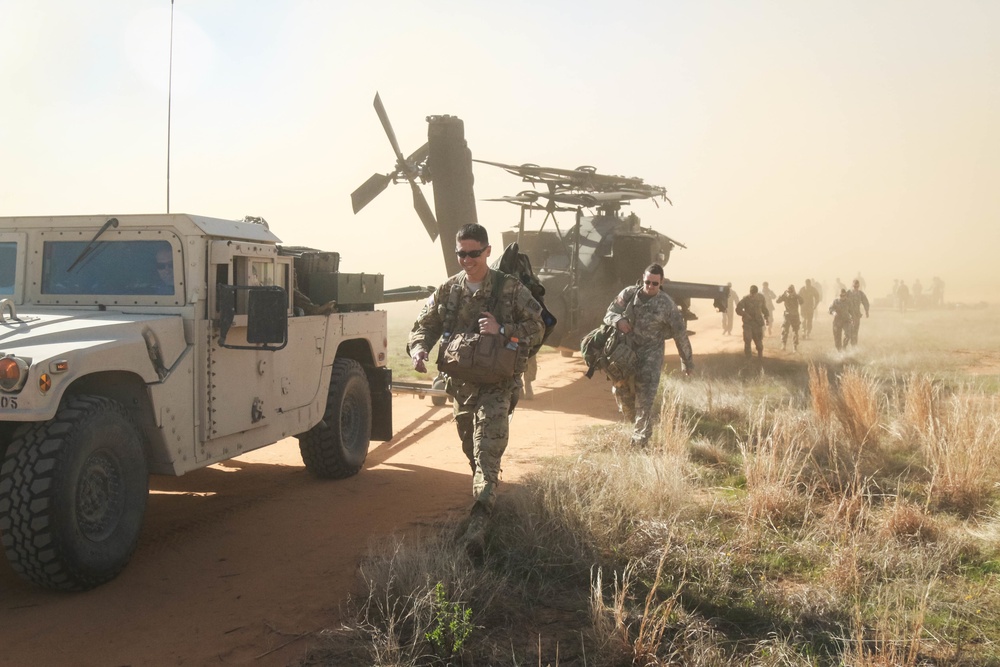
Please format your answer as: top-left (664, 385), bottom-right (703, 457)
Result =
top-left (316, 306), bottom-right (1000, 666)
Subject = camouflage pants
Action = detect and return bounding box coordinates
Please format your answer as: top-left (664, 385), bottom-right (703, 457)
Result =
top-left (847, 317), bottom-right (862, 346)
top-left (722, 309), bottom-right (734, 334)
top-left (742, 322), bottom-right (764, 357)
top-left (453, 379), bottom-right (515, 513)
top-left (832, 318), bottom-right (850, 350)
top-left (523, 355), bottom-right (537, 383)
top-left (801, 308), bottom-right (815, 337)
top-left (781, 314), bottom-right (800, 348)
top-left (612, 354), bottom-right (663, 446)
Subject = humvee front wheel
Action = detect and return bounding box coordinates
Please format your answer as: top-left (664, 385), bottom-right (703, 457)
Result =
top-left (0, 395), bottom-right (148, 591)
top-left (299, 358), bottom-right (371, 479)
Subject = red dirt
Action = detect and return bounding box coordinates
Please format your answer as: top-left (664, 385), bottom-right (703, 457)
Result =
top-left (0, 351), bottom-right (632, 666)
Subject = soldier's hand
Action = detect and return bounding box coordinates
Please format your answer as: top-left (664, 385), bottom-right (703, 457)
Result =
top-left (478, 312), bottom-right (500, 335)
top-left (616, 319), bottom-right (633, 334)
top-left (411, 349), bottom-right (428, 373)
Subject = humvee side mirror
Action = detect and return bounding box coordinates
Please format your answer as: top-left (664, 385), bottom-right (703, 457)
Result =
top-left (217, 284), bottom-right (288, 351)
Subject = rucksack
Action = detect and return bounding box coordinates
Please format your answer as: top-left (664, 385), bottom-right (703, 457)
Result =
top-left (580, 285), bottom-right (640, 381)
top-left (491, 242), bottom-right (557, 357)
top-left (580, 323), bottom-right (638, 381)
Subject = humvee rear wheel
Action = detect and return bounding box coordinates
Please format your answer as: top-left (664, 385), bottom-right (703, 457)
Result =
top-left (299, 358), bottom-right (371, 479)
top-left (0, 395), bottom-right (148, 591)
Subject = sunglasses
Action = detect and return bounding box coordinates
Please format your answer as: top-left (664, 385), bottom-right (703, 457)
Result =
top-left (643, 280), bottom-right (660, 287)
top-left (455, 247), bottom-right (488, 259)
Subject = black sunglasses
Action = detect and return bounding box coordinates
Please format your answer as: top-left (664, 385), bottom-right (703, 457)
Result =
top-left (643, 280), bottom-right (660, 286)
top-left (455, 247), bottom-right (488, 259)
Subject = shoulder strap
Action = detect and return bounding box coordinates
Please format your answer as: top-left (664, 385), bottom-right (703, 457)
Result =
top-left (621, 285), bottom-right (641, 324)
top-left (488, 269), bottom-right (511, 315)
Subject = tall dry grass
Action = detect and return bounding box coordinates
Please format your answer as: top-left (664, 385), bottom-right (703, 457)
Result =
top-left (922, 392), bottom-right (1000, 515)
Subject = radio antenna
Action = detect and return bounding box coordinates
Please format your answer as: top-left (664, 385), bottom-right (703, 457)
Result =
top-left (166, 0), bottom-right (175, 213)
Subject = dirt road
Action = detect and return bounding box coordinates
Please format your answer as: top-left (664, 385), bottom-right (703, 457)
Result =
top-left (0, 352), bottom-right (625, 666)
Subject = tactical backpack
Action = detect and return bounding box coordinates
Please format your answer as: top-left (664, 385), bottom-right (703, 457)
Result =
top-left (491, 242), bottom-right (557, 357)
top-left (580, 285), bottom-right (640, 381)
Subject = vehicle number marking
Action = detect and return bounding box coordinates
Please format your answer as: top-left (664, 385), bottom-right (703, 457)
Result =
top-left (0, 396), bottom-right (18, 409)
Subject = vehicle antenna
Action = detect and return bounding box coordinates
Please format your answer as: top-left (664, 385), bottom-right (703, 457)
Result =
top-left (166, 0), bottom-right (175, 213)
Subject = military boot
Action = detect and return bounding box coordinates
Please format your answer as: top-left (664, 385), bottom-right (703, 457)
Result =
top-left (463, 503), bottom-right (489, 562)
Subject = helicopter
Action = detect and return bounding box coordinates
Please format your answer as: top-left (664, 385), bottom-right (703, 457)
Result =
top-left (351, 93), bottom-right (728, 354)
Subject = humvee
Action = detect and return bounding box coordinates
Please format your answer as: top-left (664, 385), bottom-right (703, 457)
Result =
top-left (0, 214), bottom-right (392, 591)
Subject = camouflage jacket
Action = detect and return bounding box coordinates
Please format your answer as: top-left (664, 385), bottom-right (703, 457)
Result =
top-left (799, 284), bottom-right (820, 311)
top-left (828, 296), bottom-right (854, 324)
top-left (736, 292), bottom-right (769, 327)
top-left (407, 269), bottom-right (545, 381)
top-left (776, 290), bottom-right (802, 318)
top-left (845, 289), bottom-right (870, 318)
top-left (603, 285), bottom-right (693, 370)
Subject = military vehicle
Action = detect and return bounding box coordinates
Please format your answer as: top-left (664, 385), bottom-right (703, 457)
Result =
top-left (0, 213), bottom-right (394, 591)
top-left (351, 94), bottom-right (727, 354)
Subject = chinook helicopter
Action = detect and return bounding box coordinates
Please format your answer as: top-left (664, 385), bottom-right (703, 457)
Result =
top-left (351, 93), bottom-right (728, 354)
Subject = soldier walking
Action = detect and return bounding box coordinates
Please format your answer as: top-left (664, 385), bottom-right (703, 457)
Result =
top-left (408, 223), bottom-right (545, 557)
top-left (828, 288), bottom-right (854, 350)
top-left (722, 282), bottom-right (738, 335)
top-left (799, 279), bottom-right (820, 339)
top-left (761, 282), bottom-right (777, 336)
top-left (776, 284), bottom-right (803, 351)
top-left (845, 279), bottom-right (870, 346)
top-left (603, 264), bottom-right (693, 448)
top-left (736, 285), bottom-right (769, 358)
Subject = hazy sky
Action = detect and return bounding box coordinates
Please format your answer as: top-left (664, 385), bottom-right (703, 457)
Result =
top-left (2, 0), bottom-right (997, 302)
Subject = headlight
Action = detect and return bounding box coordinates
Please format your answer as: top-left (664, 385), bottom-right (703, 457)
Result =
top-left (0, 354), bottom-right (29, 392)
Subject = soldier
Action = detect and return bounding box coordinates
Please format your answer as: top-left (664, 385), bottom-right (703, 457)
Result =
top-left (776, 284), bottom-right (803, 351)
top-left (603, 264), bottom-right (693, 448)
top-left (844, 278), bottom-right (870, 346)
top-left (761, 282), bottom-right (777, 336)
top-left (931, 276), bottom-right (945, 307)
top-left (408, 223), bottom-right (544, 556)
top-left (522, 355), bottom-right (537, 399)
top-left (828, 288), bottom-right (854, 350)
top-left (897, 280), bottom-right (910, 312)
top-left (736, 284), bottom-right (769, 358)
top-left (722, 282), bottom-right (739, 335)
top-left (799, 279), bottom-right (820, 339)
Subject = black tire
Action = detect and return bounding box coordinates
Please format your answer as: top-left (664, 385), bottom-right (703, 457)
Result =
top-left (298, 358), bottom-right (371, 479)
top-left (0, 395), bottom-right (148, 591)
top-left (431, 374), bottom-right (448, 407)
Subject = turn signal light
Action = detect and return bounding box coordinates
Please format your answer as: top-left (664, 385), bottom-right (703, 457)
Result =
top-left (0, 355), bottom-right (29, 392)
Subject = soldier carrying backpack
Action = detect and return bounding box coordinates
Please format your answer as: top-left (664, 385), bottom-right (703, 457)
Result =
top-left (600, 263), bottom-right (693, 448)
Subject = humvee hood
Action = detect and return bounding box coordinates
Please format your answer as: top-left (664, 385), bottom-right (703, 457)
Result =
top-left (0, 309), bottom-right (184, 367)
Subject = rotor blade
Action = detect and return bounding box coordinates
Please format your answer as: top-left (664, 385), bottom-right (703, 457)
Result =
top-left (373, 92), bottom-right (405, 163)
top-left (410, 180), bottom-right (438, 241)
top-left (404, 142), bottom-right (430, 171)
top-left (351, 172), bottom-right (392, 213)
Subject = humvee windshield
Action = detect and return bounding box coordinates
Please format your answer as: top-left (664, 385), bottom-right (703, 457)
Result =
top-left (41, 239), bottom-right (175, 296)
top-left (0, 242), bottom-right (14, 295)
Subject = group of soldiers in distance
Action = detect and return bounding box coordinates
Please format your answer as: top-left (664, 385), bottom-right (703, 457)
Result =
top-left (722, 274), bottom-right (880, 358)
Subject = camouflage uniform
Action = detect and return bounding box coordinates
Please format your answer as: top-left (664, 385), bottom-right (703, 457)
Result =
top-left (844, 287), bottom-right (870, 346)
top-left (776, 289), bottom-right (803, 351)
top-left (735, 292), bottom-right (769, 357)
top-left (408, 269), bottom-right (544, 513)
top-left (722, 287), bottom-right (739, 335)
top-left (761, 284), bottom-right (777, 336)
top-left (828, 294), bottom-right (854, 350)
top-left (604, 285), bottom-right (693, 447)
top-left (799, 283), bottom-right (820, 339)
